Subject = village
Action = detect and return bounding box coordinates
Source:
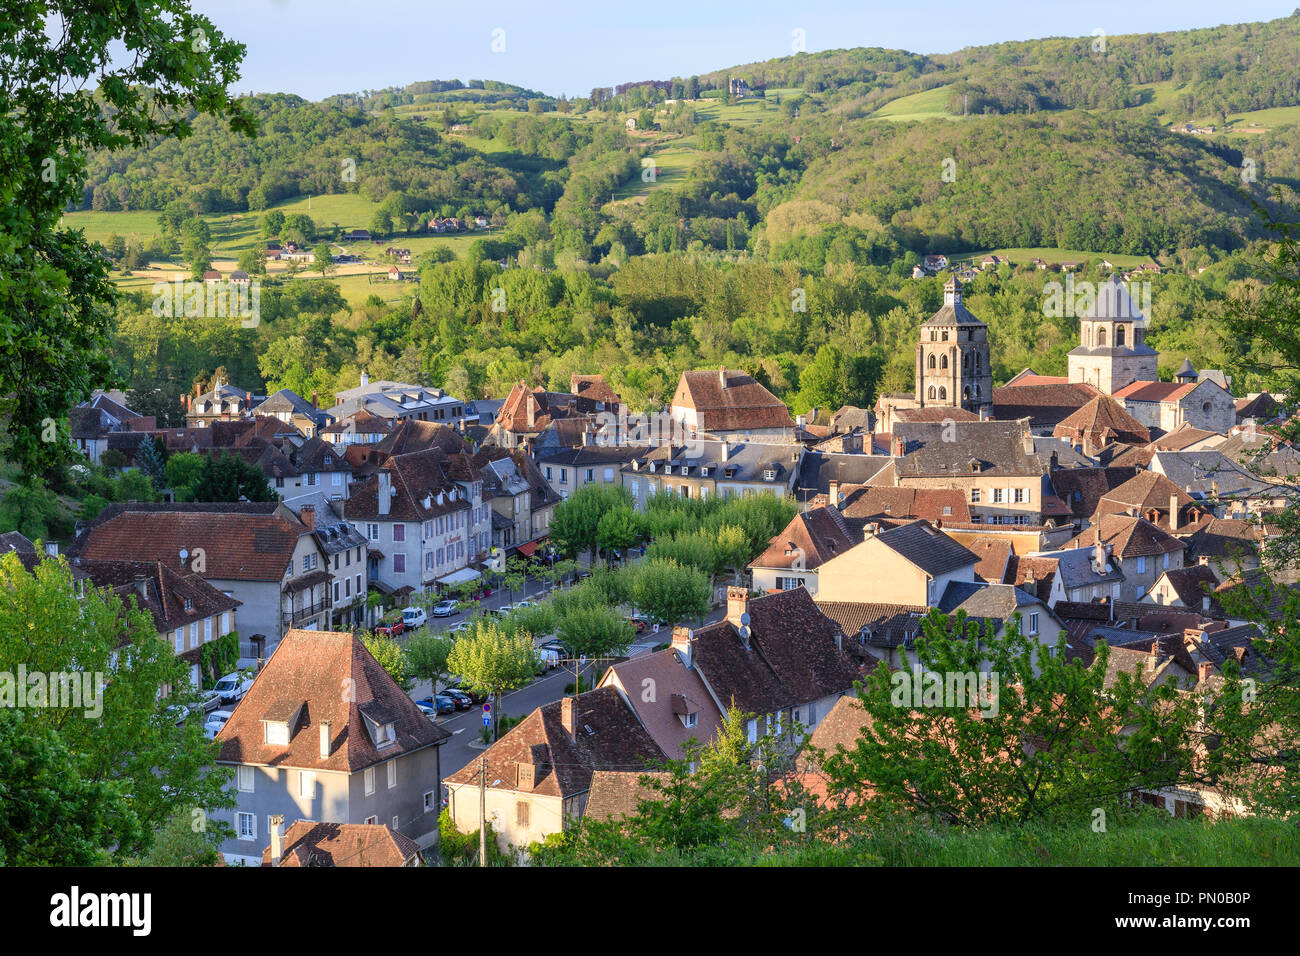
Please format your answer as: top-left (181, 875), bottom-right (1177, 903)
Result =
top-left (13, 269), bottom-right (1291, 866)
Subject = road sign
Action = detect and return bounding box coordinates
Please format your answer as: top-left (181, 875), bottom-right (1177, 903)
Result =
top-left (483, 702), bottom-right (491, 713)
top-left (482, 716), bottom-right (490, 726)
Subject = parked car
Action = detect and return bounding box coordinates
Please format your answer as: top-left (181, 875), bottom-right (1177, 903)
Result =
top-left (541, 640), bottom-right (571, 658)
top-left (440, 688), bottom-right (473, 709)
top-left (537, 646), bottom-right (560, 670)
top-left (627, 617), bottom-right (646, 633)
top-left (375, 617), bottom-right (406, 637)
top-left (445, 680), bottom-right (485, 704)
top-left (449, 620), bottom-right (472, 637)
top-left (513, 599), bottom-right (537, 610)
top-left (416, 695), bottom-right (455, 715)
top-left (213, 671), bottom-right (254, 705)
top-left (403, 607), bottom-right (428, 630)
top-left (203, 710), bottom-right (234, 740)
top-left (431, 599), bottom-right (459, 618)
top-left (414, 700), bottom-right (439, 721)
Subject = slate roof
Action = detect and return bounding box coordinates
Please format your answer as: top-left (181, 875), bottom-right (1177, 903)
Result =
top-left (254, 389), bottom-right (320, 420)
top-left (263, 820), bottom-right (422, 867)
top-left (1148, 424), bottom-right (1221, 451)
top-left (671, 368), bottom-right (794, 432)
top-left (78, 559), bottom-right (241, 635)
top-left (536, 444), bottom-right (646, 468)
top-left (992, 382), bottom-right (1099, 429)
top-left (1151, 564), bottom-right (1221, 609)
top-left (626, 440), bottom-right (801, 486)
top-left (935, 581), bottom-right (1043, 620)
top-left (320, 409), bottom-right (394, 438)
top-left (920, 278), bottom-right (986, 327)
top-left (872, 520), bottom-right (980, 576)
top-left (794, 452), bottom-right (893, 505)
top-left (1181, 518), bottom-right (1262, 564)
top-left (687, 588), bottom-right (859, 715)
top-left (1051, 466), bottom-right (1139, 520)
top-left (443, 687), bottom-right (666, 799)
top-left (217, 630), bottom-right (449, 773)
top-left (894, 419), bottom-right (1042, 478)
top-left (1150, 451), bottom-right (1276, 499)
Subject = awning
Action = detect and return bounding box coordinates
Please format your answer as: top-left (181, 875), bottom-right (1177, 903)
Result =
top-left (515, 540), bottom-right (538, 557)
top-left (436, 567), bottom-right (483, 587)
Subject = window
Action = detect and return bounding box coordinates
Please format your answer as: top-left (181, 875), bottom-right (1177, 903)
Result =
top-left (393, 524), bottom-right (405, 542)
top-left (393, 553), bottom-right (406, 574)
top-left (940, 354), bottom-right (948, 370)
top-left (221, 612), bottom-right (229, 633)
top-left (303, 553), bottom-right (317, 573)
top-left (683, 712), bottom-right (698, 728)
top-left (1013, 488), bottom-right (1025, 503)
top-left (928, 386), bottom-right (936, 400)
top-left (174, 628), bottom-right (184, 653)
top-left (560, 469), bottom-right (568, 484)
top-left (367, 524), bottom-right (379, 541)
top-left (747, 719), bottom-right (757, 743)
top-left (364, 767), bottom-right (376, 795)
top-left (237, 812), bottom-right (256, 841)
top-left (604, 468), bottom-right (614, 482)
top-left (364, 815), bottom-right (378, 825)
top-left (928, 354), bottom-right (936, 369)
top-left (424, 791), bottom-right (436, 813)
top-left (545, 466), bottom-right (552, 480)
top-left (299, 771), bottom-right (316, 799)
top-left (516, 801), bottom-right (531, 827)
top-left (191, 622), bottom-right (199, 645)
top-left (1136, 556), bottom-right (1146, 574)
top-left (585, 468), bottom-right (594, 483)
top-left (392, 815), bottom-right (400, 831)
top-left (334, 582), bottom-right (341, 603)
top-left (332, 472), bottom-right (343, 487)
top-left (1097, 326), bottom-right (1107, 347)
top-left (1162, 552), bottom-right (1170, 570)
top-left (387, 760), bottom-right (397, 789)
top-left (204, 618), bottom-right (211, 642)
top-left (237, 766), bottom-right (254, 792)
top-left (937, 387), bottom-right (946, 401)
top-left (1116, 326), bottom-right (1126, 346)
top-left (992, 489), bottom-right (1004, 503)
top-left (1029, 612), bottom-right (1039, 635)
top-left (265, 722), bottom-right (289, 746)
top-left (971, 489), bottom-right (981, 503)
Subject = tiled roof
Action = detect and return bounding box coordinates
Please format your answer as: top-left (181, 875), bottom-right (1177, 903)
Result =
top-left (444, 687), bottom-right (666, 799)
top-left (752, 505), bottom-right (856, 571)
top-left (1003, 554), bottom-right (1056, 602)
top-left (1053, 396), bottom-right (1150, 446)
top-left (254, 389), bottom-right (319, 419)
top-left (1064, 514), bottom-right (1185, 559)
top-left (217, 630), bottom-right (449, 773)
top-left (601, 648), bottom-right (724, 760)
top-left (1182, 518), bottom-right (1262, 563)
top-left (79, 559), bottom-right (241, 634)
top-left (584, 771), bottom-right (671, 823)
top-left (1096, 470), bottom-right (1195, 518)
top-left (346, 447), bottom-right (477, 522)
top-left (688, 589), bottom-right (859, 715)
top-left (1149, 424), bottom-right (1221, 451)
top-left (963, 537), bottom-right (1014, 583)
top-left (892, 406), bottom-right (979, 424)
top-left (814, 601), bottom-right (931, 646)
top-left (1150, 451), bottom-right (1275, 499)
top-left (672, 368), bottom-right (794, 432)
top-left (1051, 466), bottom-right (1139, 519)
top-left (992, 382), bottom-right (1099, 429)
top-left (263, 820), bottom-right (421, 867)
top-left (1112, 380), bottom-right (1197, 403)
top-left (373, 420), bottom-right (471, 458)
top-left (838, 487), bottom-right (971, 526)
top-left (873, 520), bottom-right (979, 576)
top-left (569, 374), bottom-right (622, 407)
top-left (75, 507), bottom-right (308, 581)
top-left (1152, 564), bottom-right (1220, 609)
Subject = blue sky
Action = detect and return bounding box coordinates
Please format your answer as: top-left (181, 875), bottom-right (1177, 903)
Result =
top-left (195, 1), bottom-right (1294, 100)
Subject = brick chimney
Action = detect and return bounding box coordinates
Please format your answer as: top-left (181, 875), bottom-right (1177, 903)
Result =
top-left (269, 814), bottom-right (284, 866)
top-left (893, 435), bottom-right (905, 458)
top-left (672, 626), bottom-right (694, 668)
top-left (726, 585), bottom-right (749, 628)
top-left (320, 721), bottom-right (331, 759)
top-left (560, 696), bottom-right (577, 739)
top-left (526, 393), bottom-right (537, 429)
top-left (133, 573), bottom-right (149, 601)
top-left (828, 479), bottom-right (840, 506)
top-left (300, 505), bottom-right (315, 530)
top-left (1169, 493), bottom-right (1180, 531)
top-left (311, 390), bottom-right (319, 409)
top-left (1198, 661), bottom-right (1213, 682)
top-left (377, 471), bottom-right (392, 516)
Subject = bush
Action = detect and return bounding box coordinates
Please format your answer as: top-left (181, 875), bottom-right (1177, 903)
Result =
top-left (437, 808), bottom-right (509, 866)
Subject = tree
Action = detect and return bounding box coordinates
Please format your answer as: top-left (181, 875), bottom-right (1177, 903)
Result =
top-left (0, 479), bottom-right (63, 540)
top-left (237, 245), bottom-right (268, 276)
top-left (314, 242), bottom-right (335, 276)
top-left (361, 630), bottom-right (412, 693)
top-left (631, 559), bottom-right (711, 626)
top-left (0, 552), bottom-right (236, 860)
top-left (135, 437), bottom-right (168, 490)
top-left (164, 451), bottom-right (207, 498)
top-left (596, 506), bottom-right (643, 563)
top-left (261, 209), bottom-right (286, 238)
top-left (282, 213), bottom-right (316, 246)
top-left (550, 483), bottom-right (633, 563)
top-left (823, 612), bottom-right (1200, 826)
top-left (0, 0), bottom-right (251, 486)
top-left (405, 632), bottom-right (455, 695)
top-left (556, 605), bottom-right (634, 667)
top-left (191, 451), bottom-right (276, 502)
top-left (446, 620), bottom-right (540, 739)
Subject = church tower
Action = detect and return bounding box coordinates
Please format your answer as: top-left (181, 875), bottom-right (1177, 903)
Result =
top-left (915, 277), bottom-right (993, 417)
top-left (1067, 275), bottom-right (1158, 395)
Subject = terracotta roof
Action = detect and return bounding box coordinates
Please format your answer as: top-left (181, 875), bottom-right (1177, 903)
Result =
top-left (1003, 554), bottom-right (1056, 602)
top-left (992, 382), bottom-right (1099, 428)
top-left (1112, 380), bottom-right (1197, 403)
top-left (1152, 564), bottom-right (1221, 609)
top-left (672, 368), bottom-right (794, 432)
top-left (752, 505), bottom-right (856, 571)
top-left (1096, 470), bottom-right (1195, 521)
top-left (1053, 396), bottom-right (1150, 447)
top-left (444, 687), bottom-right (666, 799)
top-left (217, 629), bottom-right (449, 773)
top-left (1182, 518), bottom-right (1262, 564)
top-left (838, 487), bottom-right (971, 526)
top-left (962, 537), bottom-right (1015, 583)
top-left (78, 559), bottom-right (241, 635)
top-left (262, 820), bottom-right (422, 867)
top-left (569, 374), bottom-right (622, 407)
top-left (813, 601), bottom-right (937, 648)
top-left (1002, 371), bottom-right (1069, 387)
top-left (1064, 514), bottom-right (1186, 559)
top-left (1149, 424), bottom-right (1220, 451)
top-left (373, 420), bottom-right (470, 458)
top-left (75, 508), bottom-right (309, 581)
top-left (320, 408), bottom-right (393, 436)
top-left (584, 771), bottom-right (671, 823)
top-left (1051, 466), bottom-right (1140, 520)
top-left (688, 589), bottom-right (859, 715)
top-left (346, 447), bottom-right (477, 523)
top-left (601, 648), bottom-right (724, 760)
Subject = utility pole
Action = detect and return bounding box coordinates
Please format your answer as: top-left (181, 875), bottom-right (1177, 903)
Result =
top-left (478, 754), bottom-right (487, 867)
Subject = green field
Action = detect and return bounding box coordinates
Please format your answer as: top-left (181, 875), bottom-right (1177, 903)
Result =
top-left (950, 246), bottom-right (1154, 268)
top-left (871, 84), bottom-right (964, 121)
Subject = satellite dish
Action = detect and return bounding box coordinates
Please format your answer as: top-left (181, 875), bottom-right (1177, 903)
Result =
top-left (179, 548), bottom-right (189, 566)
top-left (740, 612), bottom-right (751, 627)
top-left (738, 625), bottom-right (751, 642)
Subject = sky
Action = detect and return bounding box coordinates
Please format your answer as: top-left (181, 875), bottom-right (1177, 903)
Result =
top-left (193, 0), bottom-right (1296, 100)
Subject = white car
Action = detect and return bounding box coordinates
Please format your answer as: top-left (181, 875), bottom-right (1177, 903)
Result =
top-left (213, 671), bottom-right (254, 705)
top-left (513, 600), bottom-right (537, 610)
top-left (203, 710), bottom-right (234, 740)
top-left (403, 607), bottom-right (428, 630)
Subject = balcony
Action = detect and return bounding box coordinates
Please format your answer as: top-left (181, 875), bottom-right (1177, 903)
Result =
top-left (284, 600), bottom-right (331, 626)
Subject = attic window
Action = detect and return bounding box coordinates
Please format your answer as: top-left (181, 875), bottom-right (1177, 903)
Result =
top-left (969, 459), bottom-right (981, 473)
top-left (264, 721), bottom-right (290, 746)
top-left (700, 467), bottom-right (710, 477)
top-left (763, 469), bottom-right (776, 482)
top-left (583, 724), bottom-right (595, 736)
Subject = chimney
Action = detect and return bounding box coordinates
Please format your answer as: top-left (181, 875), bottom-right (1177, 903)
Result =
top-left (1169, 493), bottom-right (1180, 531)
top-left (360, 370), bottom-right (370, 388)
top-left (582, 424), bottom-right (593, 447)
top-left (1202, 594), bottom-right (1211, 612)
top-left (672, 626), bottom-right (694, 668)
top-left (300, 505), bottom-right (315, 530)
top-left (526, 393), bottom-right (537, 429)
top-left (311, 390), bottom-right (318, 409)
top-left (718, 366), bottom-right (727, 389)
top-left (726, 586), bottom-right (749, 628)
top-left (320, 721), bottom-right (331, 759)
top-left (269, 814), bottom-right (284, 866)
top-left (1211, 479), bottom-right (1219, 498)
top-left (864, 522), bottom-right (878, 542)
top-left (44, 542), bottom-right (58, 558)
top-left (980, 406), bottom-right (991, 422)
top-left (1093, 539), bottom-right (1106, 575)
top-left (133, 573), bottom-right (148, 601)
top-left (377, 471), bottom-right (391, 516)
top-left (828, 479), bottom-right (840, 506)
top-left (1198, 661), bottom-right (1213, 682)
top-left (720, 441), bottom-right (729, 462)
top-left (893, 435), bottom-right (905, 458)
top-left (560, 696), bottom-right (577, 739)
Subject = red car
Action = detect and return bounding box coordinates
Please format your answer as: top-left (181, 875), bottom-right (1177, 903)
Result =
top-left (627, 618), bottom-right (646, 633)
top-left (375, 619), bottom-right (406, 637)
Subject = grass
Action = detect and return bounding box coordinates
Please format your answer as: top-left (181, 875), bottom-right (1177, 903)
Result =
top-left (949, 246), bottom-right (1154, 268)
top-left (871, 85), bottom-right (965, 122)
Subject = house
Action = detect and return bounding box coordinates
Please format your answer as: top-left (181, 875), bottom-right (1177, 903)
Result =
top-left (216, 629), bottom-right (450, 865)
top-left (1052, 395), bottom-right (1151, 456)
top-left (625, 116), bottom-right (638, 130)
top-left (538, 443), bottom-right (645, 501)
top-left (621, 440), bottom-right (803, 509)
top-left (669, 367), bottom-right (795, 442)
top-left (749, 504), bottom-right (857, 595)
top-left (387, 265), bottom-right (403, 281)
top-left (1148, 450), bottom-right (1283, 517)
top-left (289, 496), bottom-right (373, 632)
top-left (583, 771), bottom-right (672, 824)
top-left (476, 446), bottom-right (559, 557)
top-left (1093, 469), bottom-right (1198, 531)
top-left (835, 486), bottom-right (972, 529)
top-left (922, 254), bottom-right (948, 273)
top-left (263, 820), bottom-right (422, 867)
top-left (184, 379), bottom-right (259, 428)
top-left (1012, 545), bottom-right (1125, 604)
top-left (443, 689), bottom-right (666, 854)
top-left (71, 502), bottom-right (332, 660)
top-left (492, 379), bottom-right (616, 449)
top-left (341, 229), bottom-right (371, 242)
top-left (1145, 564), bottom-right (1221, 613)
top-left (1177, 517), bottom-right (1265, 577)
top-left (253, 389), bottom-right (326, 437)
top-left (1063, 515), bottom-right (1186, 601)
top-left (598, 649), bottom-right (725, 762)
top-left (384, 247), bottom-right (412, 264)
top-left (320, 409), bottom-right (394, 448)
top-left (202, 270), bottom-right (222, 284)
top-left (793, 452), bottom-right (893, 508)
top-left (1112, 376), bottom-right (1236, 436)
top-left (569, 373), bottom-right (622, 410)
top-left (329, 372), bottom-right (470, 429)
top-left (979, 254), bottom-right (1009, 269)
top-left (816, 519), bottom-right (979, 606)
top-left (345, 447), bottom-right (491, 600)
top-left (77, 559), bottom-right (240, 693)
top-left (69, 398), bottom-right (157, 465)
